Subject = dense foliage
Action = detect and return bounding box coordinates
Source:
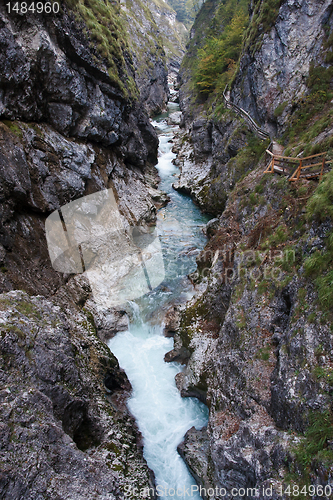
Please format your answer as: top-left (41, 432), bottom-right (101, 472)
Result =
top-left (194, 0), bottom-right (248, 94)
top-left (167, 0), bottom-right (204, 27)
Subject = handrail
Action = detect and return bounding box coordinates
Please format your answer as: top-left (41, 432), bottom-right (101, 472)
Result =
top-left (299, 161), bottom-right (325, 169)
top-left (222, 85), bottom-right (270, 140)
top-left (272, 155), bottom-right (301, 162)
top-left (300, 152), bottom-right (328, 161)
top-left (221, 86), bottom-right (329, 182)
top-left (264, 150), bottom-right (328, 182)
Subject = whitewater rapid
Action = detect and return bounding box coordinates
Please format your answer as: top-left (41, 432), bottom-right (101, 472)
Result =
top-left (109, 103), bottom-right (210, 498)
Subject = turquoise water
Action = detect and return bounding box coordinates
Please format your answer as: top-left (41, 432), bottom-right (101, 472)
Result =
top-left (109, 104), bottom-right (211, 498)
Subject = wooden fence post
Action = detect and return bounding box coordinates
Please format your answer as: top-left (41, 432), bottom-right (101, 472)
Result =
top-left (320, 156), bottom-right (325, 181)
top-left (297, 160), bottom-right (302, 180)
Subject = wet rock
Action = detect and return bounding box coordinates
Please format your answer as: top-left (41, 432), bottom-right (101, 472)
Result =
top-left (167, 112), bottom-right (182, 125)
top-left (164, 347), bottom-right (191, 364)
top-left (177, 426), bottom-right (212, 497)
top-left (85, 299), bottom-right (130, 343)
top-left (0, 290), bottom-right (153, 498)
top-left (148, 187), bottom-right (170, 209)
top-left (163, 306), bottom-right (181, 336)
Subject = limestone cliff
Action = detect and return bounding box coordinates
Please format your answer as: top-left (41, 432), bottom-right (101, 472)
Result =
top-left (0, 1), bottom-right (163, 296)
top-left (146, 0), bottom-right (188, 79)
top-left (0, 0), bottom-right (170, 496)
top-left (119, 0), bottom-right (187, 114)
top-left (231, 0), bottom-right (333, 137)
top-left (119, 0), bottom-right (169, 115)
top-left (170, 0), bottom-right (333, 495)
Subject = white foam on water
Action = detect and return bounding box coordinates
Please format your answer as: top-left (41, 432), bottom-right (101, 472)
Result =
top-left (109, 104), bottom-right (210, 498)
top-left (109, 326), bottom-right (207, 499)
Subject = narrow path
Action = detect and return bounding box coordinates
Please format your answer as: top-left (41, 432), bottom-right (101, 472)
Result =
top-left (272, 141), bottom-right (284, 155)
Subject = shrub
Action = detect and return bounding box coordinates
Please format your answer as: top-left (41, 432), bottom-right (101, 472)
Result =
top-left (293, 410), bottom-right (333, 472)
top-left (194, 1), bottom-right (248, 94)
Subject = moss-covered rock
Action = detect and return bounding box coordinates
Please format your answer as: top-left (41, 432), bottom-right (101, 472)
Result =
top-left (0, 290), bottom-right (154, 498)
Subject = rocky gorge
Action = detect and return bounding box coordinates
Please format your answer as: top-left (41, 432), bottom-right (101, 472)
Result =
top-left (1, 0), bottom-right (333, 498)
top-left (166, 0), bottom-right (333, 497)
top-left (0, 0), bottom-right (180, 497)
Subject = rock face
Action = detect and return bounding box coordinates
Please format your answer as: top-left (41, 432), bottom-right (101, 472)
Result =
top-left (171, 115), bottom-right (268, 215)
top-left (119, 0), bottom-right (187, 116)
top-left (0, 0), bottom-right (171, 495)
top-left (231, 0), bottom-right (333, 136)
top-left (174, 0), bottom-right (270, 215)
top-left (0, 2), bottom-right (167, 296)
top-left (120, 0), bottom-right (169, 116)
top-left (146, 0), bottom-right (187, 81)
top-left (173, 0), bottom-right (333, 495)
top-left (172, 167), bottom-right (333, 496)
top-left (0, 4), bottom-right (157, 152)
top-left (0, 290), bottom-right (154, 499)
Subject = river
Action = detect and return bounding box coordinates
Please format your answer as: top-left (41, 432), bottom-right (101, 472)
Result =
top-left (109, 103), bottom-right (211, 498)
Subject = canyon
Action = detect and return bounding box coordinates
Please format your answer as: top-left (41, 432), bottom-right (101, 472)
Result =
top-left (1, 0), bottom-right (333, 498)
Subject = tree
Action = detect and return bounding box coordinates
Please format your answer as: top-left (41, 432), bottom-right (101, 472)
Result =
top-left (194, 9), bottom-right (248, 94)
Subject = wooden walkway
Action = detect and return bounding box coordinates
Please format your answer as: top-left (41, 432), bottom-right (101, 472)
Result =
top-left (264, 143), bottom-right (328, 181)
top-left (222, 87), bottom-right (270, 141)
top-left (222, 86), bottom-right (330, 182)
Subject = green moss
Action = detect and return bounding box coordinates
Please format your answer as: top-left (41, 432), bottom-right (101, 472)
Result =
top-left (289, 410), bottom-right (333, 483)
top-left (105, 441), bottom-right (121, 456)
top-left (82, 308), bottom-right (97, 335)
top-left (14, 300), bottom-right (41, 320)
top-left (255, 346), bottom-right (270, 361)
top-left (307, 312), bottom-right (316, 323)
top-left (243, 0), bottom-right (282, 55)
top-left (274, 101), bottom-right (288, 117)
top-left (0, 324), bottom-right (25, 340)
top-left (2, 120), bottom-right (23, 138)
top-left (313, 366), bottom-right (333, 386)
top-left (228, 134), bottom-right (269, 187)
top-left (236, 310), bottom-right (246, 329)
top-left (0, 298), bottom-right (11, 311)
top-left (179, 296), bottom-right (212, 349)
top-left (64, 0), bottom-right (136, 97)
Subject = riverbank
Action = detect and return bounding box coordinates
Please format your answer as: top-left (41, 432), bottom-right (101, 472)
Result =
top-left (109, 102), bottom-right (210, 498)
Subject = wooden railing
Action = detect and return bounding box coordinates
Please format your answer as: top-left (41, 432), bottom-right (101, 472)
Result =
top-left (222, 86), bottom-right (270, 141)
top-left (221, 86), bottom-right (329, 181)
top-left (264, 150), bottom-right (328, 181)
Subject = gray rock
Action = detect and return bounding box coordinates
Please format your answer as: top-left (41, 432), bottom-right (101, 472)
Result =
top-left (167, 112), bottom-right (182, 125)
top-left (231, 0), bottom-right (333, 135)
top-left (48, 103), bottom-right (73, 135)
top-left (0, 244), bottom-right (5, 265)
top-left (0, 5), bottom-right (158, 165)
top-left (0, 290), bottom-right (153, 499)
